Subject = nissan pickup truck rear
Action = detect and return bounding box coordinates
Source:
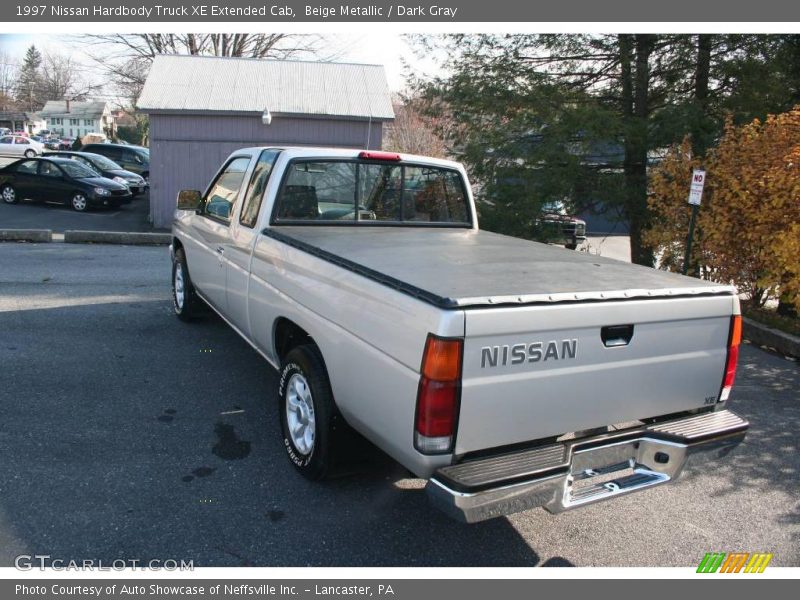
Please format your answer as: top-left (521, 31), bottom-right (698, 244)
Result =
top-left (171, 147), bottom-right (748, 523)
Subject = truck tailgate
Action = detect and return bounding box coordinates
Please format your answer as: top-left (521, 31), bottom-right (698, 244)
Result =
top-left (456, 294), bottom-right (735, 455)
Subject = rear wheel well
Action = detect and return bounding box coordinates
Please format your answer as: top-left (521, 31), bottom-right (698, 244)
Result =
top-left (274, 318), bottom-right (314, 363)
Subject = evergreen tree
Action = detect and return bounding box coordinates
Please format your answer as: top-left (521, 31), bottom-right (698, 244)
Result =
top-left (15, 45), bottom-right (43, 112)
top-left (413, 34), bottom-right (800, 266)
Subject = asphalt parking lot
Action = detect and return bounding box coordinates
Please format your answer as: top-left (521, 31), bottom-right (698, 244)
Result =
top-left (0, 156), bottom-right (155, 233)
top-left (0, 242), bottom-right (797, 567)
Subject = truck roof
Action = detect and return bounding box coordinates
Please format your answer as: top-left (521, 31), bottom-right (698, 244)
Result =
top-left (237, 146), bottom-right (464, 170)
top-left (264, 226), bottom-right (733, 309)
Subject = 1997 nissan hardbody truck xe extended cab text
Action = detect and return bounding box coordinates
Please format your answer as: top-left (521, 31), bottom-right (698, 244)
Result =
top-left (170, 147), bottom-right (748, 522)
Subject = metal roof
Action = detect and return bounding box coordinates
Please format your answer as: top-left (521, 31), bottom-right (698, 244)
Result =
top-left (40, 101), bottom-right (109, 118)
top-left (137, 55), bottom-right (395, 121)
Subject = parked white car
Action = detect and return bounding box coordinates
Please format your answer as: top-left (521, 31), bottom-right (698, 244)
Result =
top-left (0, 135), bottom-right (44, 158)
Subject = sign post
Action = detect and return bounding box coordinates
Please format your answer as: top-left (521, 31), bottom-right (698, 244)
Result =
top-left (683, 169), bottom-right (706, 275)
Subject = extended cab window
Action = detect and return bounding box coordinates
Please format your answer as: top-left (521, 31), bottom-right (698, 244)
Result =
top-left (240, 150), bottom-right (280, 228)
top-left (273, 159), bottom-right (470, 225)
top-left (204, 157), bottom-right (250, 222)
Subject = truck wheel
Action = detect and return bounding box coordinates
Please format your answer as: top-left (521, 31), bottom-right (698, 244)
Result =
top-left (279, 344), bottom-right (340, 480)
top-left (565, 243), bottom-right (578, 250)
top-left (172, 248), bottom-right (203, 321)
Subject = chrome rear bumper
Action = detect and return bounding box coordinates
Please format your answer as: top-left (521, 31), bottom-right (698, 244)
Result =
top-left (426, 409), bottom-right (748, 523)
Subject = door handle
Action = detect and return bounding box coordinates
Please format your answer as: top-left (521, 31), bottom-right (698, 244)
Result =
top-left (601, 324), bottom-right (634, 347)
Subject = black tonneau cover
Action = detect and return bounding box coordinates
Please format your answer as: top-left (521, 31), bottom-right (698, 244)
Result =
top-left (264, 227), bottom-right (733, 309)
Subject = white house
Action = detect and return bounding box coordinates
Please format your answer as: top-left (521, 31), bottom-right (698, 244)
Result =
top-left (40, 100), bottom-right (115, 139)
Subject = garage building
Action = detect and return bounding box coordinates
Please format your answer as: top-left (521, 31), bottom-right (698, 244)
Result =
top-left (137, 54), bottom-right (395, 228)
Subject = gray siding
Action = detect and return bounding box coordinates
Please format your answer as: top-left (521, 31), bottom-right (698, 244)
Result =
top-left (148, 113), bottom-right (385, 228)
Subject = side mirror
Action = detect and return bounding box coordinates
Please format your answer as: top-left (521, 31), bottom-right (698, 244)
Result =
top-left (176, 189), bottom-right (202, 211)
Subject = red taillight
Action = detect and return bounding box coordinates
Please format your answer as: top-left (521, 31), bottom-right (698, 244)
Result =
top-left (415, 335), bottom-right (463, 454)
top-left (720, 315), bottom-right (742, 401)
top-left (358, 151), bottom-right (401, 161)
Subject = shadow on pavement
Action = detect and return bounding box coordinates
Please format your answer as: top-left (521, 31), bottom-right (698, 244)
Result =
top-left (0, 301), bottom-right (541, 567)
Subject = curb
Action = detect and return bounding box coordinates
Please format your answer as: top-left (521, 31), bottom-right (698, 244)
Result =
top-left (0, 229), bottom-right (52, 243)
top-left (63, 230), bottom-right (172, 245)
top-left (743, 316), bottom-right (800, 359)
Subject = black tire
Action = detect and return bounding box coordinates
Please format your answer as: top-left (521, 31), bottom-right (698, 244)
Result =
top-left (1, 183), bottom-right (18, 204)
top-left (279, 344), bottom-right (343, 481)
top-left (171, 248), bottom-right (203, 321)
top-left (565, 243), bottom-right (578, 250)
top-left (24, 149), bottom-right (35, 158)
top-left (70, 192), bottom-right (89, 212)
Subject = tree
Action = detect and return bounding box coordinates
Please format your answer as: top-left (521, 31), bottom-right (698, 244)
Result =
top-left (646, 107), bottom-right (800, 310)
top-left (15, 44), bottom-right (42, 112)
top-left (39, 51), bottom-right (95, 103)
top-left (411, 34), bottom-right (800, 266)
top-left (79, 34), bottom-right (326, 106)
top-left (383, 95), bottom-right (448, 157)
top-left (0, 51), bottom-right (19, 111)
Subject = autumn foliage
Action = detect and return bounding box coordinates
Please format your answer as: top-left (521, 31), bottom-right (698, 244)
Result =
top-left (645, 107), bottom-right (800, 309)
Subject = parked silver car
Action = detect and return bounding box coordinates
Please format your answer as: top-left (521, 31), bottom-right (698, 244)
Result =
top-left (0, 135), bottom-right (44, 158)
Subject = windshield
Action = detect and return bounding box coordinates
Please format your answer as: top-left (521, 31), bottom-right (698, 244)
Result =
top-left (273, 159), bottom-right (471, 226)
top-left (541, 201), bottom-right (566, 214)
top-left (60, 161), bottom-right (98, 179)
top-left (85, 153), bottom-right (121, 170)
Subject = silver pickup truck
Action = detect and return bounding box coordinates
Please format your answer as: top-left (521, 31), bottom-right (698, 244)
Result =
top-left (170, 147), bottom-right (748, 522)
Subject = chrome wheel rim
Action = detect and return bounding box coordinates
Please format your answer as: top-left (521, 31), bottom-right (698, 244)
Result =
top-left (286, 373), bottom-right (315, 455)
top-left (2, 186), bottom-right (14, 203)
top-left (72, 194), bottom-right (87, 211)
top-left (174, 263), bottom-right (185, 309)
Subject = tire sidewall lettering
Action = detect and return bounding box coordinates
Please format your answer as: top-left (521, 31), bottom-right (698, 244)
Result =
top-left (279, 362), bottom-right (314, 466)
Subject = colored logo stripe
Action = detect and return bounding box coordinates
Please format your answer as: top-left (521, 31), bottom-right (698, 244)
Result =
top-left (697, 552), bottom-right (773, 573)
top-left (720, 553), bottom-right (749, 573)
top-left (697, 552), bottom-right (726, 573)
top-left (744, 553), bottom-right (773, 573)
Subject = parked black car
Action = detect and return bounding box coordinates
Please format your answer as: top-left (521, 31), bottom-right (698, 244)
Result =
top-left (81, 143), bottom-right (150, 181)
top-left (43, 151), bottom-right (149, 195)
top-left (0, 157), bottom-right (132, 211)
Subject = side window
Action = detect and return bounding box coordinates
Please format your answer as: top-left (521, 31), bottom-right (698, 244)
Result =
top-left (0, 136), bottom-right (12, 144)
top-left (15, 138), bottom-right (29, 145)
top-left (16, 160), bottom-right (38, 174)
top-left (39, 161), bottom-right (62, 178)
top-left (123, 150), bottom-right (143, 165)
top-left (97, 146), bottom-right (121, 161)
top-left (204, 157), bottom-right (251, 222)
top-left (275, 161), bottom-right (357, 221)
top-left (240, 150), bottom-right (280, 228)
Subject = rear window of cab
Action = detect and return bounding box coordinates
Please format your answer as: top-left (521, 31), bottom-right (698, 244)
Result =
top-left (271, 158), bottom-right (471, 226)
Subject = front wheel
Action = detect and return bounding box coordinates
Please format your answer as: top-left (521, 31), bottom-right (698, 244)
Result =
top-left (1, 184), bottom-right (17, 204)
top-left (70, 192), bottom-right (89, 212)
top-left (279, 344), bottom-right (341, 480)
top-left (171, 248), bottom-right (203, 321)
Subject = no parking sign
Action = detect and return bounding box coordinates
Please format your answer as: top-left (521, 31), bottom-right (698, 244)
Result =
top-left (688, 169), bottom-right (706, 206)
